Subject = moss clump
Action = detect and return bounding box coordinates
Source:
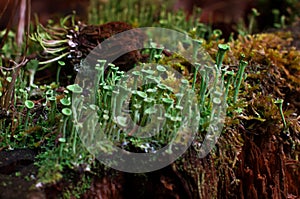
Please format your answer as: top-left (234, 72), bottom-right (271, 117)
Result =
top-left (174, 28), bottom-right (300, 198)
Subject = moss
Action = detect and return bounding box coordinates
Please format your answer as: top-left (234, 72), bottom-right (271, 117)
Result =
top-left (176, 27), bottom-right (300, 198)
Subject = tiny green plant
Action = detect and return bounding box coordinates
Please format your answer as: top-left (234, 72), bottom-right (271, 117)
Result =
top-left (59, 108), bottom-right (72, 157)
top-left (216, 44), bottom-right (230, 70)
top-left (24, 100), bottom-right (35, 130)
top-left (233, 60), bottom-right (248, 103)
top-left (272, 9), bottom-right (286, 28)
top-left (274, 99), bottom-right (287, 130)
top-left (248, 8), bottom-right (260, 34)
top-left (56, 60), bottom-right (66, 84)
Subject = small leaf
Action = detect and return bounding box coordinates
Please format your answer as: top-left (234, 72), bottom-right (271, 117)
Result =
top-left (58, 61), bottom-right (65, 66)
top-left (218, 43), bottom-right (230, 51)
top-left (136, 91), bottom-right (147, 99)
top-left (116, 116), bottom-right (127, 127)
top-left (212, 97), bottom-right (222, 105)
top-left (25, 100), bottom-right (35, 109)
top-left (6, 77), bottom-right (12, 83)
top-left (58, 137), bottom-right (66, 143)
top-left (274, 99), bottom-right (283, 104)
top-left (66, 84), bottom-right (83, 94)
top-left (162, 98), bottom-right (174, 105)
top-left (156, 65), bottom-right (166, 72)
top-left (62, 108), bottom-right (72, 116)
top-left (145, 107), bottom-right (157, 114)
top-left (60, 98), bottom-right (71, 106)
top-left (26, 59), bottom-right (39, 71)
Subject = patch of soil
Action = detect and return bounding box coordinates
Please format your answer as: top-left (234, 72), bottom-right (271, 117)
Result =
top-left (0, 149), bottom-right (45, 199)
top-left (80, 166), bottom-right (191, 199)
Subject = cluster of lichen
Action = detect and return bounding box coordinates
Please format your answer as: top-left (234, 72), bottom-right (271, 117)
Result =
top-left (1, 0), bottom-right (300, 197)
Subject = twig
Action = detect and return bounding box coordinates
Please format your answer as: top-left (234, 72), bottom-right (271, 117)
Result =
top-left (17, 0), bottom-right (27, 47)
top-left (0, 0), bottom-right (11, 20)
top-left (2, 57), bottom-right (28, 110)
top-left (0, 58), bottom-right (28, 71)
